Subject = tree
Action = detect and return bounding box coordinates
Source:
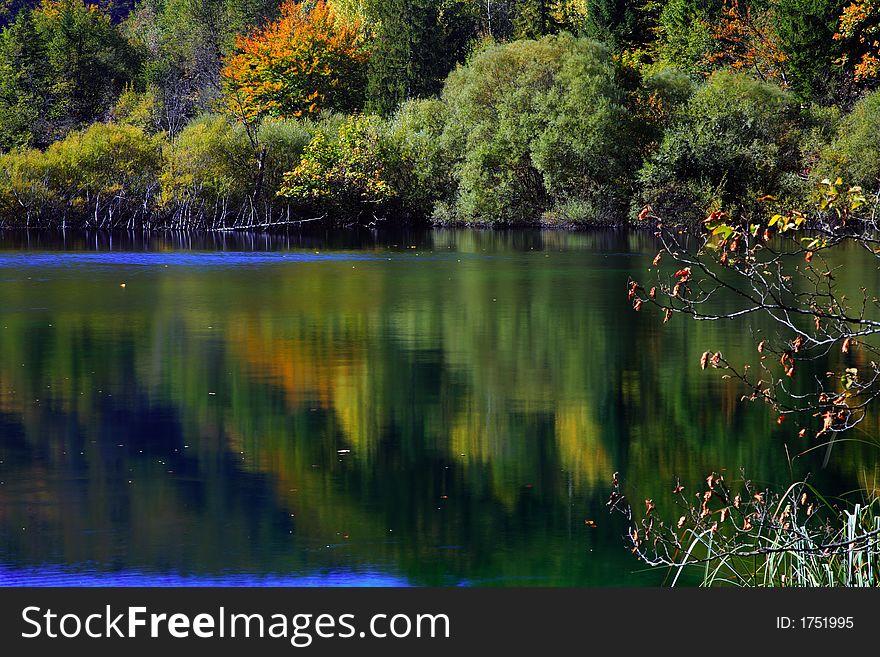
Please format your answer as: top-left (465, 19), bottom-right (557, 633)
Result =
top-left (0, 121), bottom-right (164, 227)
top-left (773, 0), bottom-right (844, 100)
top-left (630, 178), bottom-right (880, 464)
top-left (279, 114), bottom-right (402, 219)
top-left (638, 71), bottom-right (804, 221)
top-left (617, 175), bottom-right (880, 585)
top-left (834, 1), bottom-right (880, 84)
top-left (512, 0), bottom-right (556, 38)
top-left (0, 8), bottom-right (52, 149)
top-left (123, 0), bottom-right (282, 135)
top-left (701, 1), bottom-right (789, 86)
top-left (583, 0), bottom-right (655, 52)
top-left (816, 87), bottom-right (880, 189)
top-left (221, 0), bottom-right (369, 122)
top-left (441, 34), bottom-right (641, 223)
top-left (657, 0), bottom-right (723, 73)
top-left (35, 0), bottom-right (138, 133)
top-left (0, 0), bottom-right (136, 149)
top-left (364, 0), bottom-right (478, 115)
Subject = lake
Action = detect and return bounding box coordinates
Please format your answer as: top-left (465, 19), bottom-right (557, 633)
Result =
top-left (0, 229), bottom-right (876, 587)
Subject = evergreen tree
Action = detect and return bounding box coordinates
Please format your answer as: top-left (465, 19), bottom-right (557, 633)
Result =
top-left (773, 0), bottom-right (844, 100)
top-left (37, 0), bottom-right (137, 131)
top-left (0, 9), bottom-right (52, 149)
top-left (584, 0), bottom-right (656, 52)
top-left (365, 0), bottom-right (476, 115)
top-left (657, 0), bottom-right (722, 71)
top-left (512, 0), bottom-right (555, 39)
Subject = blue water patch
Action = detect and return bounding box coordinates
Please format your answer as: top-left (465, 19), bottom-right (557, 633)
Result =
top-left (0, 251), bottom-right (492, 271)
top-left (0, 563), bottom-right (413, 588)
top-left (0, 252), bottom-right (390, 269)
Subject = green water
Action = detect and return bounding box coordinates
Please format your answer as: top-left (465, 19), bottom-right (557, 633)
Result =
top-left (0, 229), bottom-right (876, 586)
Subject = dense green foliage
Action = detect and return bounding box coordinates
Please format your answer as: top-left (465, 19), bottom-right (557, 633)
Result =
top-left (1, 0), bottom-right (880, 227)
top-left (0, 121), bottom-right (162, 225)
top-left (639, 71), bottom-right (804, 219)
top-left (440, 35), bottom-right (640, 223)
top-left (816, 88), bottom-right (880, 188)
top-left (772, 0), bottom-right (843, 100)
top-left (280, 114), bottom-right (401, 216)
top-left (0, 1), bottom-right (137, 150)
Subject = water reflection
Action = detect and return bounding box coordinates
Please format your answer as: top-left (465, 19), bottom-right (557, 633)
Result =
top-left (0, 229), bottom-right (877, 587)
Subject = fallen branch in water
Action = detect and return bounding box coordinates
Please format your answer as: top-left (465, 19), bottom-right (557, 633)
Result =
top-left (214, 216), bottom-right (327, 231)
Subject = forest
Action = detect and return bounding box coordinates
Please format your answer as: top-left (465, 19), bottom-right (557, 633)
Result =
top-left (0, 0), bottom-right (880, 228)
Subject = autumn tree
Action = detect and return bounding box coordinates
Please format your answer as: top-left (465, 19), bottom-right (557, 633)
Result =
top-left (221, 0), bottom-right (370, 123)
top-left (618, 177), bottom-right (880, 585)
top-left (834, 1), bottom-right (880, 84)
top-left (630, 179), bottom-right (880, 465)
top-left (124, 0), bottom-right (283, 135)
top-left (701, 0), bottom-right (789, 86)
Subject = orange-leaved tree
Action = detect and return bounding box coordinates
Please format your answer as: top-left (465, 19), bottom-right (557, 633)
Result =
top-left (701, 1), bottom-right (788, 87)
top-left (221, 0), bottom-right (370, 123)
top-left (834, 2), bottom-right (880, 83)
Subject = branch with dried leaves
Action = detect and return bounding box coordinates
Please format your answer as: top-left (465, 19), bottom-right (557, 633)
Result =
top-left (630, 179), bottom-right (880, 464)
top-left (608, 471), bottom-right (880, 586)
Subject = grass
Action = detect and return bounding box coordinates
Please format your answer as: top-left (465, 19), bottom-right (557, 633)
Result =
top-left (610, 474), bottom-right (880, 587)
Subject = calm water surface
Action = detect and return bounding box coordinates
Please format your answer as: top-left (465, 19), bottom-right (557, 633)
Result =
top-left (0, 229), bottom-right (876, 586)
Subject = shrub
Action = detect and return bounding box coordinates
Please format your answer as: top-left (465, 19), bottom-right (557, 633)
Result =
top-left (387, 98), bottom-right (455, 215)
top-left (440, 34), bottom-right (641, 224)
top-left (110, 87), bottom-right (164, 134)
top-left (613, 473), bottom-right (880, 587)
top-left (160, 113), bottom-right (314, 226)
top-left (160, 115), bottom-right (254, 225)
top-left (279, 114), bottom-right (406, 221)
top-left (816, 89), bottom-right (880, 192)
top-left (256, 117), bottom-right (314, 204)
top-left (638, 71), bottom-right (804, 221)
top-left (0, 122), bottom-right (163, 227)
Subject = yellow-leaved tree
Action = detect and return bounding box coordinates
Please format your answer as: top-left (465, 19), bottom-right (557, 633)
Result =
top-left (221, 0), bottom-right (370, 123)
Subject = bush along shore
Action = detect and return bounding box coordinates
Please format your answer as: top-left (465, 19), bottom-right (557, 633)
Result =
top-left (3, 1), bottom-right (880, 230)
